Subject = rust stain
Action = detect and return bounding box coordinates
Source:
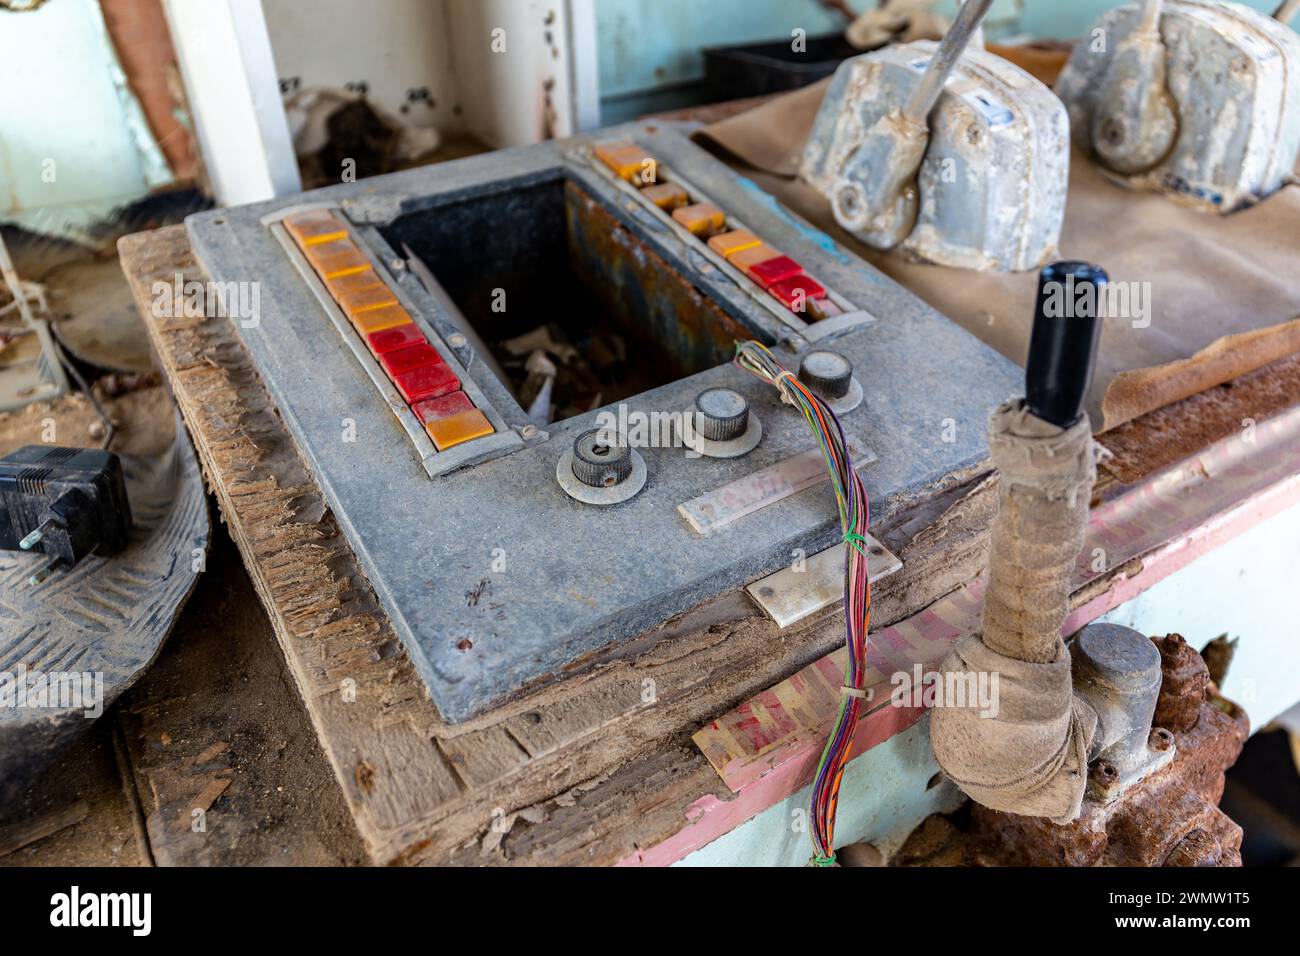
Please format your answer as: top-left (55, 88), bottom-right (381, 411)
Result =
top-left (354, 760), bottom-right (377, 794)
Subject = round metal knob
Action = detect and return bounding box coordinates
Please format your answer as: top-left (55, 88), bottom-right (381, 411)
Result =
top-left (570, 429), bottom-right (632, 488)
top-left (799, 350), bottom-right (853, 400)
top-left (694, 388), bottom-right (750, 442)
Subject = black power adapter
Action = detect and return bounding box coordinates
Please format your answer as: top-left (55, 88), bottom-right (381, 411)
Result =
top-left (0, 445), bottom-right (132, 585)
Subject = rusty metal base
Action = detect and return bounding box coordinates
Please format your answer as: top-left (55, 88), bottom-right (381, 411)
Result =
top-left (896, 634), bottom-right (1250, 867)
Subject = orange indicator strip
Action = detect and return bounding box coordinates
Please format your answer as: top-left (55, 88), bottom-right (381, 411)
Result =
top-left (708, 229), bottom-right (761, 258)
top-left (284, 209), bottom-right (347, 246)
top-left (727, 243), bottom-right (781, 272)
top-left (672, 202), bottom-right (726, 237)
top-left (338, 283), bottom-right (399, 320)
top-left (326, 268), bottom-right (384, 297)
top-left (641, 183), bottom-right (690, 210)
top-left (304, 237), bottom-right (370, 280)
top-left (349, 303), bottom-right (413, 335)
top-left (425, 408), bottom-right (494, 451)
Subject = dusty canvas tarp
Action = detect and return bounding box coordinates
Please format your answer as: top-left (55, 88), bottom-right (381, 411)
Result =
top-left (694, 78), bottom-right (1300, 432)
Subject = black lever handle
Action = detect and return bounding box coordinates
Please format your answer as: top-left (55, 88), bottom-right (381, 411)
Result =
top-left (1025, 261), bottom-right (1107, 428)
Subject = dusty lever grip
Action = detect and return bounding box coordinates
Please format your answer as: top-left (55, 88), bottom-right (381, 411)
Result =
top-left (1025, 261), bottom-right (1107, 429)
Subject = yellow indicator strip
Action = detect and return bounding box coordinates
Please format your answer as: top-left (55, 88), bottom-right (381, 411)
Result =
top-left (640, 182), bottom-right (690, 210)
top-left (594, 141), bottom-right (657, 185)
top-left (708, 229), bottom-right (762, 258)
top-left (337, 283), bottom-right (399, 320)
top-left (350, 303), bottom-right (414, 335)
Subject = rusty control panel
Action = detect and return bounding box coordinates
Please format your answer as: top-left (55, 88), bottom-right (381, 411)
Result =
top-left (186, 122), bottom-right (1021, 721)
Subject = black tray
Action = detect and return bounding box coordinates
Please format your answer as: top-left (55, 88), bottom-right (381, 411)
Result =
top-left (703, 31), bottom-right (861, 99)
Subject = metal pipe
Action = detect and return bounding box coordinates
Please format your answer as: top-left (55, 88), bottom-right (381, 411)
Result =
top-left (902, 0), bottom-right (994, 124)
top-left (1275, 0), bottom-right (1300, 25)
top-left (1139, 0), bottom-right (1164, 34)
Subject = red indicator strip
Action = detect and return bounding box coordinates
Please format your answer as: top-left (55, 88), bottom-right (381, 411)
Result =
top-left (768, 274), bottom-right (827, 311)
top-left (593, 142), bottom-right (844, 319)
top-left (747, 255), bottom-right (803, 289)
top-left (380, 343), bottom-right (445, 377)
top-left (367, 323), bottom-right (427, 355)
top-left (412, 391), bottom-right (473, 424)
top-left (593, 141), bottom-right (839, 319)
top-left (393, 363), bottom-right (460, 404)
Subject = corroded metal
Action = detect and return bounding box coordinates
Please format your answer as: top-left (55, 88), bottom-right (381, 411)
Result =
top-left (1058, 0), bottom-right (1300, 212)
top-left (1088, 0), bottom-right (1179, 175)
top-left (1153, 633), bottom-right (1210, 732)
top-left (565, 180), bottom-right (754, 374)
top-left (898, 633), bottom-right (1250, 867)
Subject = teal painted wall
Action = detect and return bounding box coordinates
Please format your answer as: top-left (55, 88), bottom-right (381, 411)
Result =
top-left (595, 0), bottom-right (1285, 122)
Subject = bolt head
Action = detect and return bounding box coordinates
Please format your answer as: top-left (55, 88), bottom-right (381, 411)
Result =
top-left (1149, 727), bottom-right (1174, 752)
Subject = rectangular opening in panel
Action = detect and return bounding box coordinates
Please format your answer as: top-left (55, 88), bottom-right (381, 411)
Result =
top-left (380, 178), bottom-right (770, 421)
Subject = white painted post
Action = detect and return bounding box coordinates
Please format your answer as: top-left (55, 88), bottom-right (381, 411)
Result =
top-left (565, 0), bottom-right (603, 134)
top-left (163, 0), bottom-right (301, 205)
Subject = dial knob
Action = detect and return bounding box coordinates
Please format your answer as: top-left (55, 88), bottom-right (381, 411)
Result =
top-left (694, 388), bottom-right (750, 441)
top-left (799, 350), bottom-right (853, 400)
top-left (571, 429), bottom-right (632, 488)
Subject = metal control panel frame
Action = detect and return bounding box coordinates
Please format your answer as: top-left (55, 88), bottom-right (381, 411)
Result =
top-left (187, 121), bottom-right (1021, 722)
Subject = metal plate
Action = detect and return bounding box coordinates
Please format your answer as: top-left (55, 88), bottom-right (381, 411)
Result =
top-left (677, 438), bottom-right (876, 535)
top-left (745, 537), bottom-right (903, 629)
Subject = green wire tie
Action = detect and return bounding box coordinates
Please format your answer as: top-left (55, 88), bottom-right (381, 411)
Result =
top-left (843, 531), bottom-right (873, 560)
top-left (810, 854), bottom-right (837, 867)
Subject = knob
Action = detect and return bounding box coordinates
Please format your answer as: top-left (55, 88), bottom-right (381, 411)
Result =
top-left (694, 388), bottom-right (750, 442)
top-left (1026, 261), bottom-right (1106, 429)
top-left (570, 429), bottom-right (632, 488)
top-left (799, 350), bottom-right (853, 400)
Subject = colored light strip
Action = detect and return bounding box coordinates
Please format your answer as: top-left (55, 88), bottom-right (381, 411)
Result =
top-left (279, 209), bottom-right (495, 453)
top-left (592, 140), bottom-right (845, 323)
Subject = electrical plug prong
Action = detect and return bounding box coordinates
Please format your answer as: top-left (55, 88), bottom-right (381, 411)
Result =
top-left (27, 557), bottom-right (61, 587)
top-left (19, 519), bottom-right (54, 551)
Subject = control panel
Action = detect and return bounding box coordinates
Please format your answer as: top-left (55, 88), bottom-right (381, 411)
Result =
top-left (187, 122), bottom-right (1020, 721)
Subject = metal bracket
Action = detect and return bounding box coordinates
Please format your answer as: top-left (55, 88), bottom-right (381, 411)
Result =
top-left (746, 537), bottom-right (903, 629)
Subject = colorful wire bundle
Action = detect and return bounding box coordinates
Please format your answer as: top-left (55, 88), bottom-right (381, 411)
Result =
top-left (734, 341), bottom-right (872, 867)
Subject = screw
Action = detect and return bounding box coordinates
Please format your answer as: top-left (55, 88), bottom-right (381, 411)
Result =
top-left (520, 424), bottom-right (538, 439)
top-left (1089, 760), bottom-right (1120, 801)
top-left (390, 258), bottom-right (405, 271)
top-left (448, 333), bottom-right (467, 348)
top-left (1149, 727), bottom-right (1174, 752)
